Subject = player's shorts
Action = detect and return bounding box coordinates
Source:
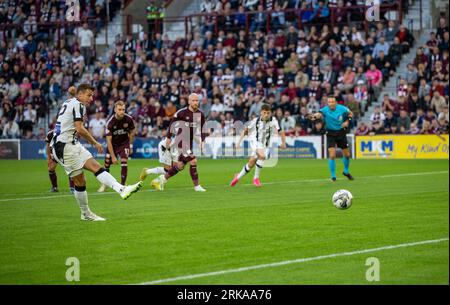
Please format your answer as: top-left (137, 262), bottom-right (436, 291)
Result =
top-left (326, 130), bottom-right (349, 149)
top-left (52, 142), bottom-right (93, 177)
top-left (106, 144), bottom-right (130, 160)
top-left (178, 150), bottom-right (196, 164)
top-left (158, 140), bottom-right (179, 166)
top-left (249, 139), bottom-right (270, 159)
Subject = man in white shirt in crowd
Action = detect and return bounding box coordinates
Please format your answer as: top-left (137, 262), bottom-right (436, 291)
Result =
top-left (89, 111), bottom-right (107, 140)
top-left (2, 119), bottom-right (20, 139)
top-left (77, 22), bottom-right (94, 68)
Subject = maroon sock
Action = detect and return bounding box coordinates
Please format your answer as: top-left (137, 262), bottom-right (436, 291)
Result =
top-left (189, 165), bottom-right (199, 186)
top-left (121, 162), bottom-right (128, 185)
top-left (165, 165), bottom-right (180, 180)
top-left (104, 156), bottom-right (111, 172)
top-left (69, 178), bottom-right (74, 188)
top-left (49, 171), bottom-right (57, 188)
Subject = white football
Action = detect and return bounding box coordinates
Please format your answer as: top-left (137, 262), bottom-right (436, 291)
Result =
top-left (332, 189), bottom-right (353, 210)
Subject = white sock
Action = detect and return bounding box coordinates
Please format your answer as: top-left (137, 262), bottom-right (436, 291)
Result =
top-left (237, 163), bottom-right (251, 180)
top-left (96, 171), bottom-right (124, 193)
top-left (254, 160), bottom-right (264, 179)
top-left (74, 191), bottom-right (91, 214)
top-left (146, 167), bottom-right (166, 175)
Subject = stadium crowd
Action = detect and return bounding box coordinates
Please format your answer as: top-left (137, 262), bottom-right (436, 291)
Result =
top-left (356, 16), bottom-right (449, 136)
top-left (1, 0), bottom-right (448, 140)
top-left (0, 0), bottom-right (123, 139)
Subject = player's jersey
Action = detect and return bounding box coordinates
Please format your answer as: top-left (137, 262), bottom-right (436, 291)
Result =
top-left (53, 97), bottom-right (85, 144)
top-left (167, 107), bottom-right (207, 152)
top-left (247, 116), bottom-right (281, 147)
top-left (105, 114), bottom-right (135, 147)
top-left (319, 104), bottom-right (350, 131)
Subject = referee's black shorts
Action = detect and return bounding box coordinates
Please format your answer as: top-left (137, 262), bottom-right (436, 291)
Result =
top-left (326, 129), bottom-right (349, 149)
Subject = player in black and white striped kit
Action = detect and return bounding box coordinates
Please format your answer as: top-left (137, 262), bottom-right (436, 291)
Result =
top-left (51, 84), bottom-right (143, 221)
top-left (230, 104), bottom-right (286, 187)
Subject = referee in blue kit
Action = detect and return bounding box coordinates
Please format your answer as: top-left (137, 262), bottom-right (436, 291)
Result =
top-left (308, 97), bottom-right (355, 182)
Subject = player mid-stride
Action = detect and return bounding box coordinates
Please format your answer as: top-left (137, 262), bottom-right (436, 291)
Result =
top-left (139, 134), bottom-right (179, 182)
top-left (98, 100), bottom-right (135, 192)
top-left (230, 104), bottom-right (286, 187)
top-left (51, 84), bottom-right (143, 221)
top-left (150, 93), bottom-right (209, 192)
top-left (308, 96), bottom-right (354, 182)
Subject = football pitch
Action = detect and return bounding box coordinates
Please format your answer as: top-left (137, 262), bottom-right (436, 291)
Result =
top-left (0, 158), bottom-right (448, 285)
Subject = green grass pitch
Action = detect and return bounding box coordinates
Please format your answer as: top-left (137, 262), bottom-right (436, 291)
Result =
top-left (0, 158), bottom-right (448, 284)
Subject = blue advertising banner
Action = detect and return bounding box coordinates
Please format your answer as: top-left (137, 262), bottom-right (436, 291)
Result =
top-left (19, 138), bottom-right (162, 160)
top-left (18, 136), bottom-right (324, 160)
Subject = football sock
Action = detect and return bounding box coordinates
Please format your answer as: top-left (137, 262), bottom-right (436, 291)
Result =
top-left (254, 160), bottom-right (264, 179)
top-left (237, 163), bottom-right (251, 180)
top-left (189, 164), bottom-right (199, 186)
top-left (49, 170), bottom-right (57, 188)
top-left (343, 157), bottom-right (350, 174)
top-left (104, 155), bottom-right (111, 172)
top-left (146, 167), bottom-right (166, 175)
top-left (121, 160), bottom-right (128, 185)
top-left (95, 168), bottom-right (123, 193)
top-left (165, 165), bottom-right (180, 180)
top-left (69, 178), bottom-right (74, 189)
top-left (74, 186), bottom-right (90, 214)
top-left (328, 159), bottom-right (336, 178)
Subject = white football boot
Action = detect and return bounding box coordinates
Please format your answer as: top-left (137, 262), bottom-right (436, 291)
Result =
top-left (194, 185), bottom-right (206, 192)
top-left (81, 212), bottom-right (106, 221)
top-left (120, 181), bottom-right (143, 200)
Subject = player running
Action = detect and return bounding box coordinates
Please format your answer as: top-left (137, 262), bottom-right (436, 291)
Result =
top-left (150, 93), bottom-right (208, 192)
top-left (46, 129), bottom-right (75, 193)
top-left (139, 135), bottom-right (179, 182)
top-left (308, 96), bottom-right (354, 182)
top-left (230, 104), bottom-right (286, 187)
top-left (51, 84), bottom-right (143, 221)
top-left (98, 100), bottom-right (136, 192)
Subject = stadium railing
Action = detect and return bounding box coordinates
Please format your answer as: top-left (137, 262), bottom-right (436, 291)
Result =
top-left (0, 15), bottom-right (134, 52)
top-left (157, 1), bottom-right (404, 38)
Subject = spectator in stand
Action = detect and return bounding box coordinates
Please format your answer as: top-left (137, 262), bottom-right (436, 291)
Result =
top-left (2, 117), bottom-right (19, 138)
top-left (366, 63), bottom-right (383, 99)
top-left (407, 122), bottom-right (421, 135)
top-left (354, 80), bottom-right (368, 113)
top-left (421, 120), bottom-right (435, 134)
top-left (281, 110), bottom-right (296, 135)
top-left (250, 4), bottom-right (266, 33)
top-left (369, 121), bottom-right (384, 135)
top-left (370, 105), bottom-right (385, 126)
top-left (383, 110), bottom-right (397, 133)
top-left (430, 91), bottom-right (447, 114)
top-left (77, 23), bottom-right (94, 68)
top-left (405, 63), bottom-right (418, 86)
top-left (397, 109), bottom-right (411, 133)
top-left (355, 121), bottom-right (370, 136)
top-left (89, 111), bottom-right (107, 140)
top-left (438, 105), bottom-right (449, 122)
top-left (372, 36), bottom-right (390, 59)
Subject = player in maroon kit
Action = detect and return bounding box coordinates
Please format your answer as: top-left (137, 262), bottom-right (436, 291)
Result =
top-left (149, 93), bottom-right (208, 192)
top-left (46, 129), bottom-right (75, 193)
top-left (98, 100), bottom-right (136, 192)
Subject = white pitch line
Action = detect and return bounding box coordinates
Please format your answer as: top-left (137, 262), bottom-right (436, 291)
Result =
top-left (137, 237), bottom-right (449, 285)
top-left (0, 170), bottom-right (448, 203)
